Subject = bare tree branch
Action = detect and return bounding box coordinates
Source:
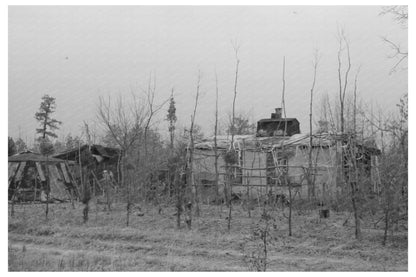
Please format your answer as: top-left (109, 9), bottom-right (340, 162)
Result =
top-left (230, 39), bottom-right (240, 148)
top-left (337, 27), bottom-right (352, 133)
top-left (380, 5), bottom-right (408, 28)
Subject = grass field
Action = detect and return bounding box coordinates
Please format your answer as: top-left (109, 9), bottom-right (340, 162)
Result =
top-left (8, 201), bottom-right (407, 271)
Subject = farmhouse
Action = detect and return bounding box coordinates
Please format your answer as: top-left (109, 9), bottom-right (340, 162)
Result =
top-left (193, 108), bottom-right (381, 202)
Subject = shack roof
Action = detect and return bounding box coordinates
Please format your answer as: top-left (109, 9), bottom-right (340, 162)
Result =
top-left (9, 151), bottom-right (66, 163)
top-left (273, 133), bottom-right (334, 148)
top-left (273, 133), bottom-right (381, 154)
top-left (195, 132), bottom-right (380, 154)
top-left (53, 144), bottom-right (121, 161)
top-left (194, 134), bottom-right (288, 151)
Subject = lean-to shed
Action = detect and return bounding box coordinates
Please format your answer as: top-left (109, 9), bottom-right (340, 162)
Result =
top-left (8, 151), bottom-right (78, 202)
top-left (53, 144), bottom-right (121, 195)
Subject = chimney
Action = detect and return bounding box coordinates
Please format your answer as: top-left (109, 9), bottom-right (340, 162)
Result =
top-left (271, 108), bottom-right (282, 119)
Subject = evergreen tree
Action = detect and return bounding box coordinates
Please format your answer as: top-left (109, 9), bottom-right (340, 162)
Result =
top-left (38, 138), bottom-right (54, 155)
top-left (15, 137), bottom-right (27, 153)
top-left (35, 94), bottom-right (62, 140)
top-left (8, 137), bottom-right (16, 156)
top-left (166, 92), bottom-right (177, 148)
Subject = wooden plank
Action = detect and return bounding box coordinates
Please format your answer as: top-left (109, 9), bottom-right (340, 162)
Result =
top-left (65, 162), bottom-right (76, 183)
top-left (8, 163), bottom-right (19, 180)
top-left (14, 162), bottom-right (26, 181)
top-left (48, 165), bottom-right (68, 200)
top-left (227, 183), bottom-right (303, 188)
top-left (220, 165), bottom-right (309, 170)
top-left (35, 162), bottom-right (46, 181)
top-left (64, 162), bottom-right (80, 198)
top-left (47, 165), bottom-right (59, 183)
top-left (90, 171), bottom-right (103, 191)
top-left (60, 163), bottom-right (71, 183)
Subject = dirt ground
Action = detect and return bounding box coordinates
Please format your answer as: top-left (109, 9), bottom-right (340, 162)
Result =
top-left (8, 201), bottom-right (407, 271)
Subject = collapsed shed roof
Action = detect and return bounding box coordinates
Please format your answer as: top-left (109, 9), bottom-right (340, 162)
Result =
top-left (9, 151), bottom-right (66, 163)
top-left (53, 144), bottom-right (121, 161)
top-left (8, 152), bottom-right (77, 201)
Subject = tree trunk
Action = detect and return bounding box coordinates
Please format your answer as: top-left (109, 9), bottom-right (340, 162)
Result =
top-left (45, 156), bottom-right (50, 220)
top-left (126, 177), bottom-right (131, 227)
top-left (262, 227), bottom-right (268, 271)
top-left (350, 181), bottom-right (362, 240)
top-left (126, 201), bottom-right (131, 227)
top-left (176, 173), bottom-right (182, 229)
top-left (227, 168), bottom-right (233, 231)
top-left (383, 207), bottom-right (389, 246)
top-left (105, 172), bottom-right (112, 212)
top-left (83, 201), bottom-right (89, 223)
top-left (11, 197), bottom-right (15, 217)
top-left (214, 72), bottom-right (220, 204)
top-left (288, 179), bottom-right (292, 236)
top-left (71, 189), bottom-right (75, 209)
top-left (45, 192), bottom-right (49, 220)
top-left (185, 201), bottom-right (192, 229)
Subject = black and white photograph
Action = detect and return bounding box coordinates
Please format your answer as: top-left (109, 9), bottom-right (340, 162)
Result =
top-left (7, 3), bottom-right (409, 272)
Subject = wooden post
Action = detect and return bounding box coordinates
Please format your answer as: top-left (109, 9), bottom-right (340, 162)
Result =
top-left (34, 173), bottom-right (38, 203)
top-left (243, 139), bottom-right (251, 218)
top-left (45, 156), bottom-right (50, 220)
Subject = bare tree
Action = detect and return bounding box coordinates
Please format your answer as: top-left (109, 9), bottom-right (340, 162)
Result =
top-left (187, 70), bottom-right (202, 223)
top-left (337, 27), bottom-right (352, 134)
top-left (97, 94), bottom-right (146, 226)
top-left (380, 6), bottom-right (408, 28)
top-left (281, 57), bottom-right (286, 123)
top-left (380, 6), bottom-right (408, 74)
top-left (361, 94), bottom-right (407, 244)
top-left (318, 93), bottom-right (337, 133)
top-left (142, 74), bottom-right (169, 157)
top-left (82, 121), bottom-right (93, 221)
top-left (214, 70), bottom-right (220, 203)
top-left (225, 41), bottom-right (240, 231)
top-left (277, 57), bottom-right (294, 237)
top-left (225, 111), bottom-right (256, 135)
top-left (280, 57), bottom-right (292, 236)
top-left (349, 69), bottom-right (363, 240)
top-left (230, 41), bottom-right (240, 147)
top-left (381, 37), bottom-right (408, 74)
top-left (382, 94), bottom-right (407, 244)
top-left (307, 51), bottom-right (319, 200)
top-left (141, 74), bottom-right (169, 204)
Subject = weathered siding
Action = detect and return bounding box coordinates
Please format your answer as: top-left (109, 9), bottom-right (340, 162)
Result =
top-left (284, 146), bottom-right (340, 200)
top-left (194, 145), bottom-right (343, 200)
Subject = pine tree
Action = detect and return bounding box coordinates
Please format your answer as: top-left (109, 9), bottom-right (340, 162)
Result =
top-left (8, 137), bottom-right (16, 156)
top-left (166, 91), bottom-right (177, 149)
top-left (35, 94), bottom-right (62, 140)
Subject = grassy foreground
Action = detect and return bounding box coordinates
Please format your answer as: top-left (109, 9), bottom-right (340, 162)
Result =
top-left (8, 201), bottom-right (407, 271)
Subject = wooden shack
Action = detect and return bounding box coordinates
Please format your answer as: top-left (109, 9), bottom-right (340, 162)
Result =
top-left (193, 133), bottom-right (381, 202)
top-left (8, 151), bottom-right (78, 202)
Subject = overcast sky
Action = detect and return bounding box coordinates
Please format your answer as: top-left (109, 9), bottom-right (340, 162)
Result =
top-left (8, 6), bottom-right (407, 144)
